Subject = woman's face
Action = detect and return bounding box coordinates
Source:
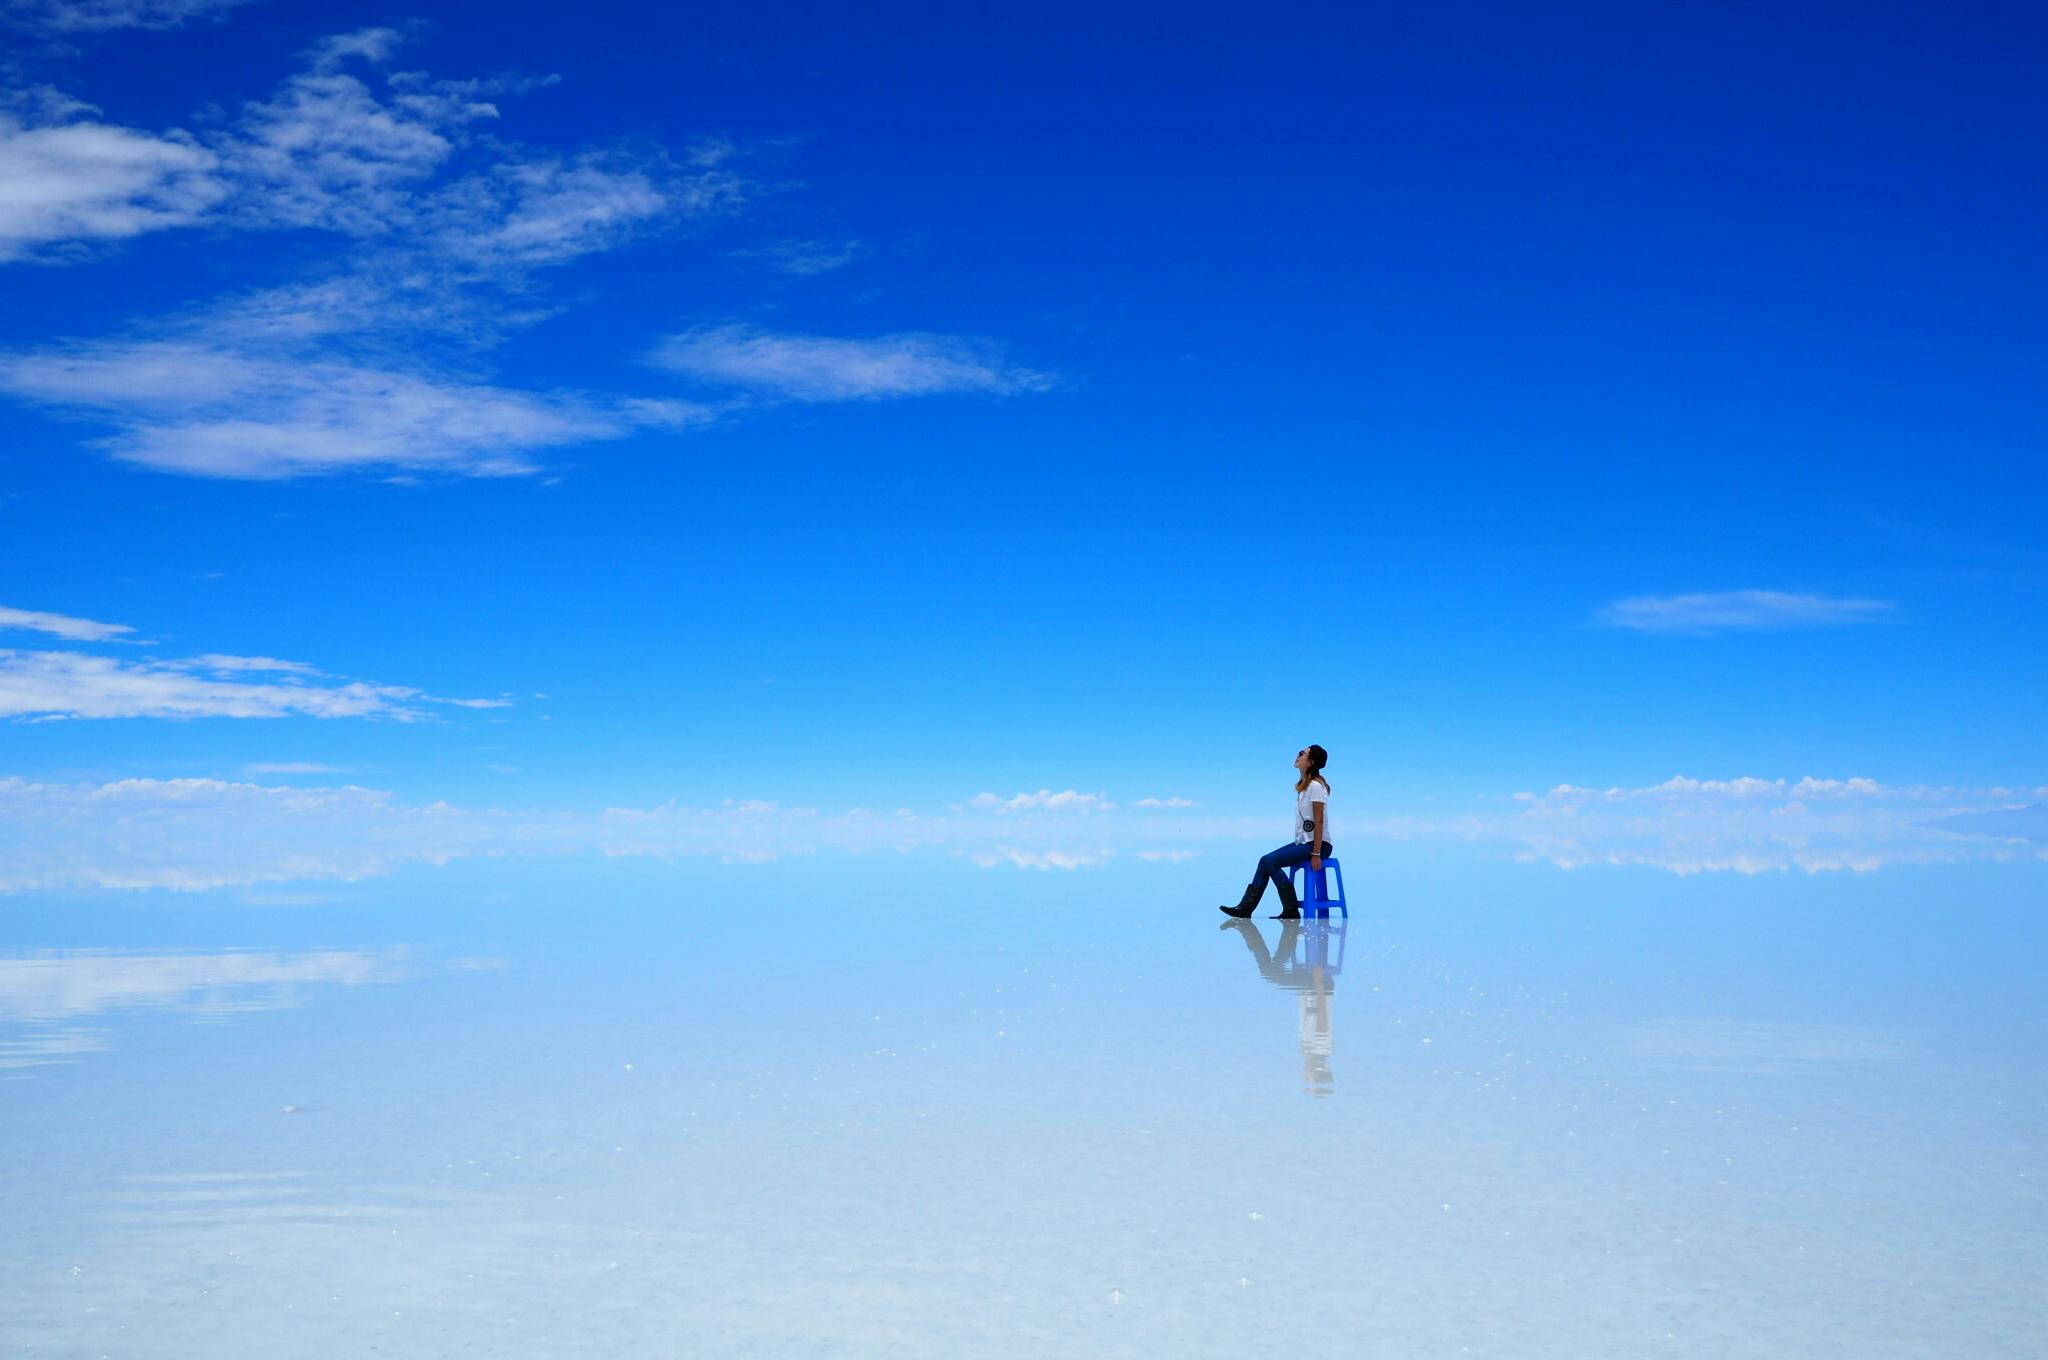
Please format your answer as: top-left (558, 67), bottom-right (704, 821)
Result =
top-left (1294, 748), bottom-right (1310, 773)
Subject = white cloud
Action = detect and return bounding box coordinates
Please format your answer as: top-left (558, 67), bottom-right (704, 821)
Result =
top-left (180, 653), bottom-right (318, 673)
top-left (6, 0), bottom-right (254, 34)
top-left (0, 776), bottom-right (471, 889)
top-left (967, 847), bottom-right (1114, 871)
top-left (968, 789), bottom-right (1114, 813)
top-left (3, 28), bottom-right (738, 270)
top-left (212, 34), bottom-right (493, 238)
top-left (0, 604), bottom-right (133, 641)
top-left (1517, 775), bottom-right (1919, 805)
top-left (1597, 590), bottom-right (1892, 634)
top-left (10, 766), bottom-right (2038, 894)
top-left (0, 108), bottom-right (228, 262)
top-left (1928, 804), bottom-right (2048, 843)
top-left (1492, 774), bottom-right (2046, 874)
top-left (421, 148), bottom-right (725, 268)
top-left (0, 29), bottom-right (740, 478)
top-left (734, 237), bottom-right (869, 276)
top-left (648, 326), bottom-right (1052, 402)
top-left (1133, 796), bottom-right (1197, 808)
top-left (0, 649), bottom-right (503, 721)
top-left (201, 35), bottom-right (734, 267)
top-left (0, 338), bottom-right (659, 478)
top-left (0, 778), bottom-right (1242, 891)
top-left (1, 29), bottom-right (1040, 481)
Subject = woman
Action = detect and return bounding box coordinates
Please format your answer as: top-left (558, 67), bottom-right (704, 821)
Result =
top-left (1219, 745), bottom-right (1331, 920)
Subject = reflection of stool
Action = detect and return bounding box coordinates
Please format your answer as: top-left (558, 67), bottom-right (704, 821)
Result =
top-left (1288, 857), bottom-right (1347, 918)
top-left (1302, 921), bottom-right (1346, 975)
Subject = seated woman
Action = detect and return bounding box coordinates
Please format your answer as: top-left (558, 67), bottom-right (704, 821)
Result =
top-left (1219, 744), bottom-right (1331, 921)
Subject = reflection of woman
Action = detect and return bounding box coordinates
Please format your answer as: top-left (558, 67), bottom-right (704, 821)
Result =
top-left (1220, 918), bottom-right (1339, 1094)
top-left (1219, 744), bottom-right (1332, 920)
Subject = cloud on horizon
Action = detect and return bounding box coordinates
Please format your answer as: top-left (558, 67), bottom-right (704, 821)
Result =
top-left (1596, 590), bottom-right (1893, 634)
top-left (1487, 774), bottom-right (2048, 874)
top-left (1, 770), bottom-right (2041, 893)
top-left (0, 777), bottom-right (1261, 890)
top-left (967, 789), bottom-right (1115, 813)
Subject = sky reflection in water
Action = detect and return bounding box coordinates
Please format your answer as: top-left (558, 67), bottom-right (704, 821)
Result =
top-left (2, 853), bottom-right (2044, 1357)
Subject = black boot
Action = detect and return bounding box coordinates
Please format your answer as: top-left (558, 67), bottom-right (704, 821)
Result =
top-left (1268, 871), bottom-right (1301, 920)
top-left (1219, 880), bottom-right (1264, 918)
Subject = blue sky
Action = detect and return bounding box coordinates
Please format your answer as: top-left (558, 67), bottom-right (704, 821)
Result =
top-left (1, 1), bottom-right (2044, 887)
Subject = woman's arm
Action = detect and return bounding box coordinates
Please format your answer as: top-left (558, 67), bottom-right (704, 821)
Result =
top-left (1311, 798), bottom-right (1325, 869)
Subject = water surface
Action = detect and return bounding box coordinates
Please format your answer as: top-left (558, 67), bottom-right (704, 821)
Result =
top-left (4, 853), bottom-right (2043, 1357)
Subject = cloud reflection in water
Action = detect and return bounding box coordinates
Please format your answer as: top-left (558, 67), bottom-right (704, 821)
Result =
top-left (0, 946), bottom-right (407, 1072)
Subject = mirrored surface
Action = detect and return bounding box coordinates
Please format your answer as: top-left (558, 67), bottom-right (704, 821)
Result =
top-left (3, 852), bottom-right (2044, 1357)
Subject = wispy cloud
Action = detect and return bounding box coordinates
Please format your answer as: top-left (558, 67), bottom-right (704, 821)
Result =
top-left (1927, 804), bottom-right (2048, 843)
top-left (182, 653), bottom-right (318, 674)
top-left (0, 28), bottom-right (735, 478)
top-left (1597, 590), bottom-right (1893, 634)
top-left (5, 0), bottom-right (254, 35)
top-left (648, 326), bottom-right (1053, 402)
top-left (0, 604), bottom-right (134, 642)
top-left (1133, 796), bottom-right (1197, 809)
top-left (0, 650), bottom-right (507, 721)
top-left (4, 26), bottom-right (727, 266)
top-left (0, 337), bottom-right (673, 478)
top-left (732, 237), bottom-right (869, 276)
top-left (209, 33), bottom-right (733, 261)
top-left (3, 27), bottom-right (1038, 478)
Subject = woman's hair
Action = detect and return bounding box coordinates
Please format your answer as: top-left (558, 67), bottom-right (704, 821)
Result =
top-left (1295, 744), bottom-right (1329, 794)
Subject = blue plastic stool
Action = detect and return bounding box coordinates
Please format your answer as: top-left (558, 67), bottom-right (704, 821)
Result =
top-left (1287, 856), bottom-right (1347, 918)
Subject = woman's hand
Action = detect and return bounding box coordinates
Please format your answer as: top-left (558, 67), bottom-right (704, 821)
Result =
top-left (1310, 854), bottom-right (1322, 871)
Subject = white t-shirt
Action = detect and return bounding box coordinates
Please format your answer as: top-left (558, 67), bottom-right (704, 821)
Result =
top-left (1294, 777), bottom-right (1329, 846)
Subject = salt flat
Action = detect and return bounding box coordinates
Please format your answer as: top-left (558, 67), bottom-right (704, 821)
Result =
top-left (3, 852), bottom-right (2043, 1358)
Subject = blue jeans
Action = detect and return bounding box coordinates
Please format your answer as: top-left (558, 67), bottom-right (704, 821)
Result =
top-left (1255, 839), bottom-right (1333, 898)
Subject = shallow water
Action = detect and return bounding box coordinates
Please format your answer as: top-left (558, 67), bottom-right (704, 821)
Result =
top-left (4, 852), bottom-right (2044, 1357)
